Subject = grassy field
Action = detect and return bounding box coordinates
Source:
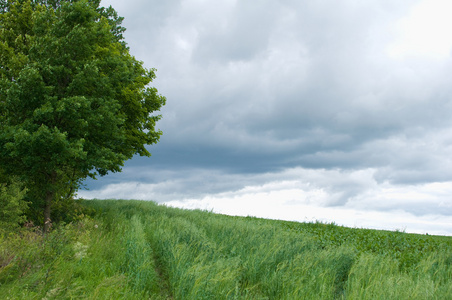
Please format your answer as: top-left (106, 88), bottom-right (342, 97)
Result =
top-left (1, 200), bottom-right (452, 299)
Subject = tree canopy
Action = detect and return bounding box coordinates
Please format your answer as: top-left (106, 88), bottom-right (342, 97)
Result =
top-left (0, 0), bottom-right (166, 231)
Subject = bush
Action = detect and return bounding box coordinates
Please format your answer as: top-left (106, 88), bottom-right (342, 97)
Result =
top-left (0, 178), bottom-right (28, 232)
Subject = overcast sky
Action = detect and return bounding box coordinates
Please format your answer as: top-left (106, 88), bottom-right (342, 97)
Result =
top-left (80, 0), bottom-right (452, 235)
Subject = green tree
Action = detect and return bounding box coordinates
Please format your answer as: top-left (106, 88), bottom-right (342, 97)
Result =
top-left (0, 0), bottom-right (166, 232)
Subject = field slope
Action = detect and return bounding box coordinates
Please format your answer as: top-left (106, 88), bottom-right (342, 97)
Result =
top-left (1, 200), bottom-right (452, 299)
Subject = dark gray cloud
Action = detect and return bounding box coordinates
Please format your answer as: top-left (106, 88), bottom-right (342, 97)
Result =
top-left (134, 0), bottom-right (451, 180)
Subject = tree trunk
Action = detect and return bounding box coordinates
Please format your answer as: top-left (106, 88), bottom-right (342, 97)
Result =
top-left (44, 171), bottom-right (57, 233)
top-left (44, 189), bottom-right (54, 233)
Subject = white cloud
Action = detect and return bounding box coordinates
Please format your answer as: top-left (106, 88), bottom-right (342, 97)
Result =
top-left (164, 181), bottom-right (452, 236)
top-left (387, 0), bottom-right (452, 59)
top-left (80, 167), bottom-right (452, 235)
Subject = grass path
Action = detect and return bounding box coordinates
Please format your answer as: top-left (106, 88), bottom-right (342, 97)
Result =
top-left (140, 215), bottom-right (174, 299)
top-left (151, 253), bottom-right (173, 299)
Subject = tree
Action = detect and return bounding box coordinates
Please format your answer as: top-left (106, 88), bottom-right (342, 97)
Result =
top-left (0, 0), bottom-right (166, 232)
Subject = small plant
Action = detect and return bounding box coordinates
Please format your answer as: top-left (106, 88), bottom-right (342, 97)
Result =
top-left (0, 177), bottom-right (28, 232)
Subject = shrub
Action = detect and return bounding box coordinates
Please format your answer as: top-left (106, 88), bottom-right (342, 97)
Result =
top-left (0, 177), bottom-right (28, 232)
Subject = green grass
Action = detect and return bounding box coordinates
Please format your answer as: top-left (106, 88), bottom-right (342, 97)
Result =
top-left (1, 200), bottom-right (452, 299)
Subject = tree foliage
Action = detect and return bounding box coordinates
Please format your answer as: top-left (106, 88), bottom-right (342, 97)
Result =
top-left (0, 0), bottom-right (166, 230)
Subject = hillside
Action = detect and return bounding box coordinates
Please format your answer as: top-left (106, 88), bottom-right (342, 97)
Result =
top-left (1, 200), bottom-right (451, 299)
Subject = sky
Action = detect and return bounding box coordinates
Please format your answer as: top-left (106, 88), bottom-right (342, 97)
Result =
top-left (79, 0), bottom-right (452, 236)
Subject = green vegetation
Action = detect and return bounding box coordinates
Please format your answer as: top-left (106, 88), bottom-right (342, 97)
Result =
top-left (0, 176), bottom-right (28, 232)
top-left (0, 0), bottom-right (165, 231)
top-left (1, 200), bottom-right (452, 299)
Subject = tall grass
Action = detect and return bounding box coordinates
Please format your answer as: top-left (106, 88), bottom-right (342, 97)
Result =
top-left (1, 199), bottom-right (452, 299)
top-left (0, 203), bottom-right (164, 299)
top-left (86, 200), bottom-right (452, 299)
